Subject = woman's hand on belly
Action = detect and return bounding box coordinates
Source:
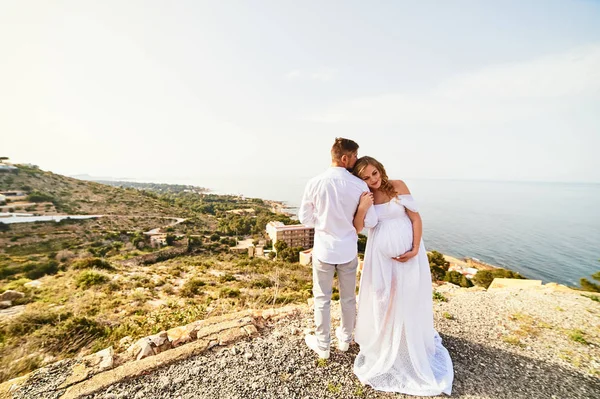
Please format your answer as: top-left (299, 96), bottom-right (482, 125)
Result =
top-left (392, 247), bottom-right (419, 263)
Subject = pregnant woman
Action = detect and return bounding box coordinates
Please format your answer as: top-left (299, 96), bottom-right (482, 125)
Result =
top-left (351, 156), bottom-right (453, 396)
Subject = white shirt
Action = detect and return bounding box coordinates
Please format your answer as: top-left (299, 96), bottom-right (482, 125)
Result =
top-left (298, 167), bottom-right (378, 264)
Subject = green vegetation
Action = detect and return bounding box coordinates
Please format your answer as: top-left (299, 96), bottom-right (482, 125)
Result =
top-left (432, 291), bottom-right (447, 302)
top-left (579, 270), bottom-right (600, 293)
top-left (568, 329), bottom-right (589, 345)
top-left (443, 270), bottom-right (474, 288)
top-left (75, 271), bottom-right (109, 288)
top-left (472, 268), bottom-right (525, 289)
top-left (72, 257), bottom-right (114, 270)
top-left (0, 165), bottom-right (311, 384)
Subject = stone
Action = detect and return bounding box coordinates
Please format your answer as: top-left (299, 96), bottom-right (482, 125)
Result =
top-left (91, 347), bottom-right (114, 371)
top-left (24, 280), bottom-right (43, 288)
top-left (0, 290), bottom-right (24, 302)
top-left (148, 331), bottom-right (172, 354)
top-left (243, 324), bottom-right (258, 336)
top-left (167, 324), bottom-right (194, 347)
top-left (0, 301), bottom-right (11, 309)
top-left (218, 328), bottom-right (247, 345)
top-left (119, 336), bottom-right (133, 350)
top-left (127, 337), bottom-right (156, 361)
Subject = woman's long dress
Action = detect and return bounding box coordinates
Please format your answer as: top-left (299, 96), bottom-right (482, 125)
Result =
top-left (354, 194), bottom-right (453, 396)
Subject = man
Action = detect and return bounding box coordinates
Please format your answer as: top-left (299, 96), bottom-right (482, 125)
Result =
top-left (298, 137), bottom-right (378, 359)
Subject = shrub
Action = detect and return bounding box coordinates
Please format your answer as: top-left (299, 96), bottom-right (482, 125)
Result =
top-left (180, 278), bottom-right (206, 297)
top-left (251, 278), bottom-right (273, 288)
top-left (75, 271), bottom-right (109, 288)
top-left (279, 246), bottom-right (304, 263)
top-left (443, 270), bottom-right (473, 288)
top-left (428, 251), bottom-right (450, 269)
top-left (432, 291), bottom-right (447, 302)
top-left (26, 191), bottom-right (56, 203)
top-left (45, 317), bottom-right (107, 355)
top-left (219, 287), bottom-right (240, 298)
top-left (473, 270), bottom-right (493, 288)
top-left (219, 273), bottom-right (237, 283)
top-left (473, 268), bottom-right (525, 289)
top-left (428, 251), bottom-right (450, 281)
top-left (24, 260), bottom-right (59, 280)
top-left (72, 257), bottom-right (114, 270)
top-left (166, 234), bottom-right (176, 246)
top-left (579, 270), bottom-right (600, 292)
top-left (6, 309), bottom-right (71, 336)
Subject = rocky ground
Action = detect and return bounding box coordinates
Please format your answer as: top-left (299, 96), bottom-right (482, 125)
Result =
top-left (9, 284), bottom-right (600, 399)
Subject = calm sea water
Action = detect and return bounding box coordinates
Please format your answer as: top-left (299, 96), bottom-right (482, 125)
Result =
top-left (197, 177), bottom-right (600, 287)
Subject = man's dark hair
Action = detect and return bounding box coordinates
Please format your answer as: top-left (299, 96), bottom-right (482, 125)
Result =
top-left (331, 137), bottom-right (359, 161)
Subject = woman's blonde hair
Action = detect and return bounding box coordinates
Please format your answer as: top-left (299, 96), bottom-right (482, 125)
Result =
top-left (352, 156), bottom-right (398, 199)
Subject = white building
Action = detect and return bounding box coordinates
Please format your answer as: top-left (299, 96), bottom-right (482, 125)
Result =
top-left (266, 221), bottom-right (314, 250)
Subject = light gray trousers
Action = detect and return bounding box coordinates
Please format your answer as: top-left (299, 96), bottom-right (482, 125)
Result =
top-left (312, 256), bottom-right (358, 350)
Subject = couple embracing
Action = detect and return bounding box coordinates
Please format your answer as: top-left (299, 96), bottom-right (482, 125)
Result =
top-left (298, 138), bottom-right (454, 396)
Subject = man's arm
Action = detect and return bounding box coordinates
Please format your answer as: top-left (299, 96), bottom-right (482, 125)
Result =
top-left (298, 183), bottom-right (316, 227)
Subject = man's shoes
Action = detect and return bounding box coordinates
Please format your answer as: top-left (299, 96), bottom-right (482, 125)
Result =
top-left (336, 327), bottom-right (350, 352)
top-left (304, 334), bottom-right (330, 359)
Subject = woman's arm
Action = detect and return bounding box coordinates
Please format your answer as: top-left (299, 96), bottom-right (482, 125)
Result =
top-left (353, 192), bottom-right (373, 233)
top-left (390, 180), bottom-right (421, 262)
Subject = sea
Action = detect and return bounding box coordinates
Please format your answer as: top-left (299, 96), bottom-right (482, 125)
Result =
top-left (199, 177), bottom-right (600, 287)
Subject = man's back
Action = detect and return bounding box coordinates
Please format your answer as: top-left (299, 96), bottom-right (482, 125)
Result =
top-left (299, 167), bottom-right (376, 264)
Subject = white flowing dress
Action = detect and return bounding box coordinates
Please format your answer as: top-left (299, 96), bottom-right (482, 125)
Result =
top-left (354, 194), bottom-right (454, 396)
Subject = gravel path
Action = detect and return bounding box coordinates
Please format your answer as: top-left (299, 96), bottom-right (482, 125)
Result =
top-left (13, 285), bottom-right (600, 399)
top-left (80, 286), bottom-right (599, 399)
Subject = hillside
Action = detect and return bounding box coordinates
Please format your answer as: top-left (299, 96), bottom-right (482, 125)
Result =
top-left (1, 165), bottom-right (190, 217)
top-left (0, 165), bottom-right (298, 384)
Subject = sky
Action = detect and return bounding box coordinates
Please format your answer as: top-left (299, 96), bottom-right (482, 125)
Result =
top-left (1, 0), bottom-right (599, 191)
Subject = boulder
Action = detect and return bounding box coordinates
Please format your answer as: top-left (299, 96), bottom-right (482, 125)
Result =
top-left (0, 290), bottom-right (24, 302)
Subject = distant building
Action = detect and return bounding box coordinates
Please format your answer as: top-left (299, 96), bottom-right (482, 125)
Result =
top-left (266, 221), bottom-right (314, 250)
top-left (225, 208), bottom-right (255, 215)
top-left (0, 165), bottom-right (18, 172)
top-left (150, 234), bottom-right (167, 247)
top-left (0, 191), bottom-right (26, 197)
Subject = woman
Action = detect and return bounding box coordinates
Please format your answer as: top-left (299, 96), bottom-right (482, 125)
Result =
top-left (351, 156), bottom-right (453, 396)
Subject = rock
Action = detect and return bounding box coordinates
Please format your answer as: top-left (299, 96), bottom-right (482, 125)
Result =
top-left (24, 280), bottom-right (43, 289)
top-left (148, 331), bottom-right (172, 354)
top-left (167, 324), bottom-right (194, 347)
top-left (0, 300), bottom-right (12, 309)
top-left (218, 328), bottom-right (246, 345)
top-left (0, 290), bottom-right (24, 302)
top-left (119, 336), bottom-right (133, 350)
top-left (243, 324), bottom-right (258, 336)
top-left (244, 352), bottom-right (253, 360)
top-left (127, 337), bottom-right (157, 361)
top-left (88, 347), bottom-right (114, 371)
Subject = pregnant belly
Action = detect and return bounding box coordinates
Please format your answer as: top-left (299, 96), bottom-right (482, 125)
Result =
top-left (371, 219), bottom-right (413, 259)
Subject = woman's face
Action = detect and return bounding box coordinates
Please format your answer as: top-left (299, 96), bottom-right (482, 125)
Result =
top-left (359, 164), bottom-right (382, 190)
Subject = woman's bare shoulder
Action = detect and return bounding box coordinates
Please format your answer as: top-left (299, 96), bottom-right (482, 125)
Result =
top-left (390, 179), bottom-right (411, 195)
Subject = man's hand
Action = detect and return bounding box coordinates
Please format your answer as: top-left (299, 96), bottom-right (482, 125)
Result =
top-left (392, 247), bottom-right (418, 263)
